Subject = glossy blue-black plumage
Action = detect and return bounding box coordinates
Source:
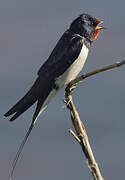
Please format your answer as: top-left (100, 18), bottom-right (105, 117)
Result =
top-left (4, 14), bottom-right (100, 178)
top-left (4, 31), bottom-right (84, 122)
top-left (5, 13), bottom-right (97, 122)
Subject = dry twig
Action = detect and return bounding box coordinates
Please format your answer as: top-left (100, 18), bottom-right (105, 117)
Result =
top-left (65, 60), bottom-right (125, 180)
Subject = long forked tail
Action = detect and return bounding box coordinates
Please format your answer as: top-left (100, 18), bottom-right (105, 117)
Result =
top-left (6, 79), bottom-right (55, 179)
top-left (9, 100), bottom-right (43, 180)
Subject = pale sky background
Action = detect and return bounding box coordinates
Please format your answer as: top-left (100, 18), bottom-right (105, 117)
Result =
top-left (1, 0), bottom-right (125, 180)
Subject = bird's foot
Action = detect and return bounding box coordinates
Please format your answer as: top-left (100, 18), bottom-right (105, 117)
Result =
top-left (70, 84), bottom-right (76, 93)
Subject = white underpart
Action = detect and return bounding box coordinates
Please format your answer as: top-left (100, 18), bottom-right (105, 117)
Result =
top-left (56, 43), bottom-right (89, 88)
top-left (36, 43), bottom-right (89, 122)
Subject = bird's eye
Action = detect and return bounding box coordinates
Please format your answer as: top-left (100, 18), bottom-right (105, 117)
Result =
top-left (91, 21), bottom-right (95, 26)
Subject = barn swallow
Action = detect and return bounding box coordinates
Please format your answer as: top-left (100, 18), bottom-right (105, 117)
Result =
top-left (4, 13), bottom-right (103, 178)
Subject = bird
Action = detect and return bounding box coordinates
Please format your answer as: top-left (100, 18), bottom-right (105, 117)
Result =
top-left (4, 13), bottom-right (104, 178)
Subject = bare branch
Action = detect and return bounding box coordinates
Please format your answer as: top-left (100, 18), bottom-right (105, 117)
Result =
top-left (66, 60), bottom-right (125, 90)
top-left (65, 60), bottom-right (125, 180)
top-left (65, 92), bottom-right (104, 180)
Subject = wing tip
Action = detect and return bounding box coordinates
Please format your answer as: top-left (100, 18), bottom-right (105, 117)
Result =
top-left (4, 113), bottom-right (8, 117)
top-left (4, 110), bottom-right (22, 122)
top-left (4, 106), bottom-right (17, 117)
top-left (4, 111), bottom-right (13, 117)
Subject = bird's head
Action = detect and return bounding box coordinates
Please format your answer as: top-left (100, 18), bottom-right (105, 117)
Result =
top-left (70, 13), bottom-right (104, 41)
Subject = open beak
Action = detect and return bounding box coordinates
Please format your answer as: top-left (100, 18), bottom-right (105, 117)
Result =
top-left (95, 20), bottom-right (105, 30)
top-left (91, 18), bottom-right (105, 40)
